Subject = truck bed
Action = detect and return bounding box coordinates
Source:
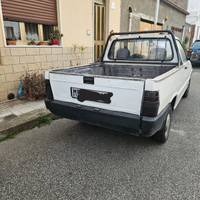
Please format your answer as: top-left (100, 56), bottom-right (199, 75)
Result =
top-left (51, 63), bottom-right (175, 79)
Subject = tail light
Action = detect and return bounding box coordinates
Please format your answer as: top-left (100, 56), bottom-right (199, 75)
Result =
top-left (45, 80), bottom-right (54, 99)
top-left (188, 49), bottom-right (193, 54)
top-left (141, 91), bottom-right (159, 117)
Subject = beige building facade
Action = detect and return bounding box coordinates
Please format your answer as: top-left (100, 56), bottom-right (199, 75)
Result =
top-left (0, 0), bottom-right (121, 102)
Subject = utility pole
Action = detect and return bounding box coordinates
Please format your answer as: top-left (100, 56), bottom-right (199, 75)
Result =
top-left (154, 0), bottom-right (160, 30)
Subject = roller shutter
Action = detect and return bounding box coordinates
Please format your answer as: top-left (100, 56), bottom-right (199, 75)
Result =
top-left (1, 0), bottom-right (57, 25)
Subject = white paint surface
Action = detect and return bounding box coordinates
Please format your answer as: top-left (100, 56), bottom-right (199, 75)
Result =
top-left (50, 73), bottom-right (144, 115)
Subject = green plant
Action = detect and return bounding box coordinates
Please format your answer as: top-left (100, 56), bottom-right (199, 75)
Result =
top-left (71, 43), bottom-right (79, 53)
top-left (38, 115), bottom-right (52, 126)
top-left (78, 45), bottom-right (87, 64)
top-left (184, 36), bottom-right (189, 44)
top-left (29, 115), bottom-right (52, 129)
top-left (0, 115), bottom-right (53, 142)
top-left (79, 45), bottom-right (87, 53)
top-left (29, 125), bottom-right (35, 130)
top-left (49, 29), bottom-right (63, 40)
top-left (182, 36), bottom-right (190, 53)
top-left (55, 29), bottom-right (60, 34)
top-left (6, 37), bottom-right (17, 41)
top-left (29, 40), bottom-right (36, 45)
top-left (20, 72), bottom-right (46, 98)
top-left (71, 43), bottom-right (81, 65)
top-left (0, 133), bottom-right (19, 142)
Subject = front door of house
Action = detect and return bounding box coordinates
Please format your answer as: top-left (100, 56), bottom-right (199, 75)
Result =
top-left (94, 1), bottom-right (106, 61)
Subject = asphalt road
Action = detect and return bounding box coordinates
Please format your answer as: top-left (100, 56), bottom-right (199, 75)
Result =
top-left (1, 65), bottom-right (200, 200)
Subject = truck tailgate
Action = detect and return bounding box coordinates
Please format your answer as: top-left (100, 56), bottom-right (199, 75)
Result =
top-left (49, 73), bottom-right (144, 115)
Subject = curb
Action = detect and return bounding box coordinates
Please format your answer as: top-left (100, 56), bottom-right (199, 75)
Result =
top-left (0, 108), bottom-right (55, 139)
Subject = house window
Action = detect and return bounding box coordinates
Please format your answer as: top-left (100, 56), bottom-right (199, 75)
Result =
top-left (4, 21), bottom-right (21, 40)
top-left (1, 0), bottom-right (58, 45)
top-left (3, 20), bottom-right (56, 44)
top-left (171, 26), bottom-right (182, 33)
top-left (25, 23), bottom-right (39, 41)
top-left (43, 25), bottom-right (55, 41)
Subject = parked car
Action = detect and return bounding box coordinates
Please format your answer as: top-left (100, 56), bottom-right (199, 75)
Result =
top-left (45, 30), bottom-right (192, 143)
top-left (187, 39), bottom-right (200, 64)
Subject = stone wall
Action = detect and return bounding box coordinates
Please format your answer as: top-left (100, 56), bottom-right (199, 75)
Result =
top-left (0, 47), bottom-right (93, 102)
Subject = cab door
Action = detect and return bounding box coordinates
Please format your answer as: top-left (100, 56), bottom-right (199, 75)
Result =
top-left (176, 40), bottom-right (192, 100)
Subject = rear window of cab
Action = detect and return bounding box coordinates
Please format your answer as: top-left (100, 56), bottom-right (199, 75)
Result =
top-left (108, 38), bottom-right (173, 61)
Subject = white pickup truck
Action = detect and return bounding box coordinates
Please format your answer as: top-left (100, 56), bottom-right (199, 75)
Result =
top-left (45, 30), bottom-right (192, 143)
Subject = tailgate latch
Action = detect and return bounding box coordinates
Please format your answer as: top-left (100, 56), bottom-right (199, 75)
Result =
top-left (83, 76), bottom-right (94, 84)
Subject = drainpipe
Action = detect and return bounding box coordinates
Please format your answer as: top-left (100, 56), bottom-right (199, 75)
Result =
top-left (128, 7), bottom-right (133, 32)
top-left (154, 0), bottom-right (160, 30)
top-left (181, 25), bottom-right (185, 42)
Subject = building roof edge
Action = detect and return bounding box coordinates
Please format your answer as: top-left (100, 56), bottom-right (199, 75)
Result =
top-left (162, 0), bottom-right (190, 15)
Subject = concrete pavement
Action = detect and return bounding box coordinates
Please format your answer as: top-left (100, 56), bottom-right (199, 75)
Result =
top-left (0, 99), bottom-right (52, 138)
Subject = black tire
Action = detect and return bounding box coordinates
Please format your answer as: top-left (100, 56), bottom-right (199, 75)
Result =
top-left (183, 80), bottom-right (191, 98)
top-left (152, 106), bottom-right (172, 143)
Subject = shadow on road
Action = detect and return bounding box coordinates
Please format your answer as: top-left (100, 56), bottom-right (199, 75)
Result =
top-left (52, 118), bottom-right (164, 152)
top-left (192, 63), bottom-right (200, 71)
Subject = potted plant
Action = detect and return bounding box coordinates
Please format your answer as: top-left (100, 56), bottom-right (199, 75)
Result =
top-left (49, 30), bottom-right (63, 45)
top-left (28, 40), bottom-right (37, 45)
top-left (6, 37), bottom-right (17, 45)
top-left (39, 41), bottom-right (45, 45)
top-left (20, 72), bottom-right (46, 100)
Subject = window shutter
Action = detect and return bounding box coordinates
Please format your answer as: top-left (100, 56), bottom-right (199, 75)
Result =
top-left (1, 0), bottom-right (58, 25)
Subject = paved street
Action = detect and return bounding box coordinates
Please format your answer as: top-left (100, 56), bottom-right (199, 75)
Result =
top-left (0, 65), bottom-right (200, 200)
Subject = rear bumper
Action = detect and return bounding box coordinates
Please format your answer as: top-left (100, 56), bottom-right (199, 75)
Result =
top-left (190, 53), bottom-right (200, 63)
top-left (141, 104), bottom-right (171, 137)
top-left (45, 99), bottom-right (140, 136)
top-left (45, 99), bottom-right (171, 137)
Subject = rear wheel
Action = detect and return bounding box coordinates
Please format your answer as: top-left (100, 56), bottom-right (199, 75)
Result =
top-left (152, 106), bottom-right (172, 143)
top-left (183, 80), bottom-right (191, 98)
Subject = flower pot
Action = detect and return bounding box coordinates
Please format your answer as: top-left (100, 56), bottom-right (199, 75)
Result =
top-left (26, 91), bottom-right (37, 100)
top-left (52, 40), bottom-right (58, 45)
top-left (7, 40), bottom-right (17, 45)
top-left (39, 41), bottom-right (45, 45)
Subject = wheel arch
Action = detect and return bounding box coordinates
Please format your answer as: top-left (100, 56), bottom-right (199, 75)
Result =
top-left (170, 95), bottom-right (177, 110)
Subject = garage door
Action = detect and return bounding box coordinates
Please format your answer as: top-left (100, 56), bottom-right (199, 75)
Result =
top-left (140, 21), bottom-right (162, 32)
